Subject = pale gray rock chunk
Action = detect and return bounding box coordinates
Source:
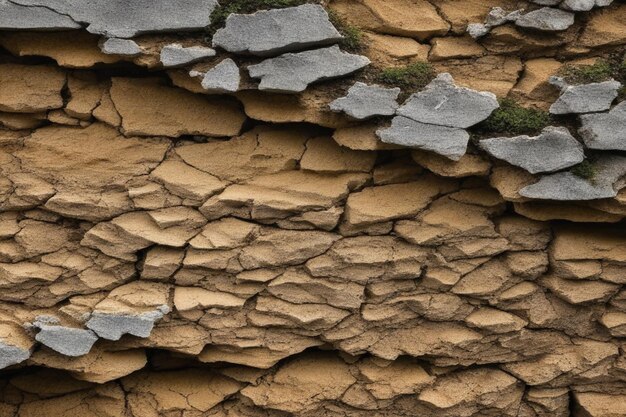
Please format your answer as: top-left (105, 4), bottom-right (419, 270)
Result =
top-left (212, 4), bottom-right (342, 56)
top-left (86, 306), bottom-right (169, 341)
top-left (397, 73), bottom-right (499, 129)
top-left (467, 23), bottom-right (491, 39)
top-left (33, 319), bottom-right (98, 357)
top-left (101, 38), bottom-right (142, 56)
top-left (479, 127), bottom-right (584, 174)
top-left (11, 0), bottom-right (218, 38)
top-left (329, 82), bottom-right (401, 120)
top-left (520, 155), bottom-right (626, 200)
top-left (0, 341), bottom-right (30, 369)
top-left (531, 0), bottom-right (562, 5)
top-left (160, 43), bottom-right (216, 68)
top-left (515, 7), bottom-right (575, 31)
top-left (561, 0), bottom-right (613, 11)
top-left (549, 77), bottom-right (621, 114)
top-left (248, 45), bottom-right (370, 94)
top-left (579, 102), bottom-right (626, 151)
top-left (0, 0), bottom-right (81, 30)
top-left (197, 58), bottom-right (241, 93)
top-left (377, 116), bottom-right (470, 161)
top-left (467, 7), bottom-right (523, 38)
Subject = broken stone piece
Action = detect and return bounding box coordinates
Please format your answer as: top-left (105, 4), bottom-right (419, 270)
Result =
top-left (248, 45), bottom-right (370, 93)
top-left (467, 7), bottom-right (524, 39)
top-left (479, 126), bottom-right (585, 174)
top-left (32, 317), bottom-right (98, 357)
top-left (0, 0), bottom-right (81, 30)
top-left (160, 43), bottom-right (216, 67)
top-left (195, 58), bottom-right (240, 93)
top-left (11, 0), bottom-right (219, 38)
top-left (397, 73), bottom-right (499, 129)
top-left (515, 7), bottom-right (575, 32)
top-left (86, 306), bottom-right (170, 341)
top-left (549, 77), bottom-right (621, 114)
top-left (560, 0), bottom-right (614, 11)
top-left (377, 116), bottom-right (470, 160)
top-left (329, 82), bottom-right (400, 120)
top-left (579, 101), bottom-right (626, 151)
top-left (212, 4), bottom-right (342, 56)
top-left (520, 155), bottom-right (626, 200)
top-left (100, 38), bottom-right (141, 56)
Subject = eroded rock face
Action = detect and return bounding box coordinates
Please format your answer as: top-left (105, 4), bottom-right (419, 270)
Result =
top-left (1, 1), bottom-right (626, 416)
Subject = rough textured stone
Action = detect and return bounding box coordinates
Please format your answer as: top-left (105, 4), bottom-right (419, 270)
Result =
top-left (86, 307), bottom-right (169, 341)
top-left (11, 0), bottom-right (219, 38)
top-left (0, 64), bottom-right (65, 113)
top-left (561, 0), bottom-right (614, 11)
top-left (100, 38), bottom-right (141, 56)
top-left (330, 82), bottom-right (400, 120)
top-left (196, 58), bottom-right (240, 93)
top-left (549, 77), bottom-right (621, 114)
top-left (248, 46), bottom-right (370, 93)
top-left (377, 116), bottom-right (470, 160)
top-left (213, 4), bottom-right (342, 56)
top-left (579, 101), bottom-right (626, 151)
top-left (160, 43), bottom-right (215, 67)
top-left (397, 73), bottom-right (499, 129)
top-left (520, 155), bottom-right (626, 200)
top-left (32, 318), bottom-right (98, 357)
top-left (362, 0), bottom-right (450, 39)
top-left (515, 7), bottom-right (575, 31)
top-left (0, 0), bottom-right (80, 30)
top-left (479, 127), bottom-right (585, 174)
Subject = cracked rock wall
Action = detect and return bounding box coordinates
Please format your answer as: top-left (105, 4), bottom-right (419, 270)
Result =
top-left (0, 0), bottom-right (625, 416)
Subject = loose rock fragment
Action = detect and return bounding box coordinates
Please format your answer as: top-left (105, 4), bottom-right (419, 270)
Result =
top-left (32, 317), bottom-right (98, 357)
top-left (515, 7), bottom-right (575, 31)
top-left (467, 7), bottom-right (523, 38)
top-left (86, 307), bottom-right (169, 341)
top-left (248, 45), bottom-right (370, 93)
top-left (396, 73), bottom-right (499, 129)
top-left (160, 43), bottom-right (216, 67)
top-left (195, 58), bottom-right (240, 93)
top-left (330, 82), bottom-right (400, 119)
top-left (479, 127), bottom-right (585, 174)
top-left (549, 77), bottom-right (621, 114)
top-left (579, 101), bottom-right (626, 151)
top-left (212, 4), bottom-right (342, 56)
top-left (100, 38), bottom-right (141, 56)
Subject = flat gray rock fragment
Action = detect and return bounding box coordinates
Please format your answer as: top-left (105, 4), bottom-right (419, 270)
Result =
top-left (86, 306), bottom-right (169, 341)
top-left (11, 0), bottom-right (219, 38)
top-left (0, 341), bottom-right (30, 370)
top-left (479, 126), bottom-right (584, 174)
top-left (520, 155), bottom-right (626, 200)
top-left (101, 38), bottom-right (142, 56)
top-left (196, 58), bottom-right (241, 93)
top-left (397, 73), bottom-right (499, 129)
top-left (212, 4), bottom-right (342, 56)
top-left (549, 77), bottom-right (621, 114)
top-left (248, 45), bottom-right (370, 94)
top-left (330, 82), bottom-right (400, 120)
top-left (579, 101), bottom-right (626, 151)
top-left (467, 7), bottom-right (523, 38)
top-left (0, 0), bottom-right (81, 30)
top-left (560, 0), bottom-right (613, 11)
top-left (515, 7), bottom-right (575, 31)
top-left (377, 116), bottom-right (470, 161)
top-left (160, 44), bottom-right (216, 68)
top-left (33, 321), bottom-right (98, 357)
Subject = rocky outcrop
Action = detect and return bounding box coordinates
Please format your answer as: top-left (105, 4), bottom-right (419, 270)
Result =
top-left (0, 1), bottom-right (625, 416)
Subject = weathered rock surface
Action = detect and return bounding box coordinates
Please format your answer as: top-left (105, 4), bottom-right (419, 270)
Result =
top-left (550, 77), bottom-right (621, 114)
top-left (248, 46), bottom-right (370, 93)
top-left (516, 7), bottom-right (576, 31)
top-left (160, 43), bottom-right (215, 67)
top-left (196, 58), bottom-right (240, 93)
top-left (479, 127), bottom-right (585, 173)
top-left (100, 38), bottom-right (141, 56)
top-left (213, 4), bottom-right (342, 56)
top-left (330, 82), bottom-right (400, 119)
top-left (579, 101), bottom-right (626, 151)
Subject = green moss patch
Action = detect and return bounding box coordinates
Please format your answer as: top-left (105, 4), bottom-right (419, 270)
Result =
top-left (374, 62), bottom-right (436, 91)
top-left (478, 98), bottom-right (551, 136)
top-left (571, 160), bottom-right (597, 183)
top-left (327, 10), bottom-right (365, 53)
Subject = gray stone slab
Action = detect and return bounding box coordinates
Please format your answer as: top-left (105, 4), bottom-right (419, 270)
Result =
top-left (0, 0), bottom-right (81, 30)
top-left (515, 7), bottom-right (575, 31)
top-left (248, 45), bottom-right (370, 94)
top-left (550, 77), bottom-right (621, 115)
top-left (520, 155), bottom-right (626, 200)
top-left (212, 4), bottom-right (342, 56)
top-left (330, 82), bottom-right (400, 120)
top-left (579, 102), bottom-right (626, 151)
top-left (561, 0), bottom-right (613, 11)
top-left (0, 341), bottom-right (30, 370)
top-left (377, 116), bottom-right (470, 161)
top-left (397, 73), bottom-right (499, 129)
top-left (479, 127), bottom-right (585, 174)
top-left (11, 0), bottom-right (218, 38)
top-left (86, 306), bottom-right (169, 341)
top-left (160, 44), bottom-right (216, 68)
top-left (467, 7), bottom-right (523, 38)
top-left (197, 58), bottom-right (241, 93)
top-left (101, 38), bottom-right (142, 56)
top-left (34, 324), bottom-right (98, 357)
